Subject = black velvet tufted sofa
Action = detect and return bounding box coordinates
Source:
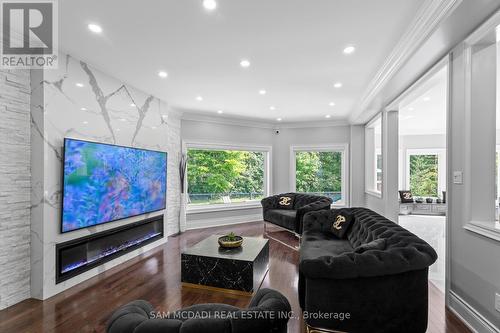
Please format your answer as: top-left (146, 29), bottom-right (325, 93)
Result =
top-left (107, 288), bottom-right (291, 333)
top-left (299, 207), bottom-right (438, 333)
top-left (261, 192), bottom-right (333, 235)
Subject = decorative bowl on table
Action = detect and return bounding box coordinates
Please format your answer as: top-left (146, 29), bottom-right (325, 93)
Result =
top-left (218, 233), bottom-right (243, 248)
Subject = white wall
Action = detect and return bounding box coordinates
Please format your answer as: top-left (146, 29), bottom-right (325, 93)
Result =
top-left (0, 69), bottom-right (31, 310)
top-left (447, 41), bottom-right (500, 330)
top-left (359, 4), bottom-right (500, 330)
top-left (30, 53), bottom-right (181, 300)
top-left (181, 117), bottom-right (352, 229)
top-left (272, 125), bottom-right (351, 194)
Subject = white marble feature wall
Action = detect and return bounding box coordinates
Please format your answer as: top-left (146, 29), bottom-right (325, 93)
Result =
top-left (30, 53), bottom-right (181, 300)
top-left (0, 69), bottom-right (31, 310)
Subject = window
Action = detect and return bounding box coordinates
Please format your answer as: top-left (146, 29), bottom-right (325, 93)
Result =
top-left (404, 149), bottom-right (446, 198)
top-left (291, 145), bottom-right (348, 206)
top-left (410, 154), bottom-right (438, 197)
top-left (186, 143), bottom-right (270, 209)
top-left (365, 114), bottom-right (383, 196)
top-left (462, 15), bottom-right (500, 238)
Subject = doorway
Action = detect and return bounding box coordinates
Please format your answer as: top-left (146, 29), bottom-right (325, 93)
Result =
top-left (397, 64), bottom-right (448, 293)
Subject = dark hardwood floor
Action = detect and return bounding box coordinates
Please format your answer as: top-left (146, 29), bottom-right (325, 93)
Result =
top-left (0, 221), bottom-right (471, 333)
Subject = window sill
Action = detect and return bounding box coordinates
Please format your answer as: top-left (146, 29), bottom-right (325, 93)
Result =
top-left (187, 202), bottom-right (262, 214)
top-left (464, 221), bottom-right (500, 242)
top-left (365, 190), bottom-right (383, 199)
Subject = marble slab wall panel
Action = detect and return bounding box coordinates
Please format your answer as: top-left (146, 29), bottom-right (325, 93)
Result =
top-left (0, 69), bottom-right (31, 310)
top-left (30, 53), bottom-right (181, 300)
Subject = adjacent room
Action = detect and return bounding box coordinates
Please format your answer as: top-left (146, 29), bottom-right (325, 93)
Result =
top-left (1, 1), bottom-right (500, 333)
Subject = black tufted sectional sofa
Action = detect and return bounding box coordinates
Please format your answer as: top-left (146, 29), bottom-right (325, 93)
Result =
top-left (299, 207), bottom-right (438, 333)
top-left (107, 288), bottom-right (291, 333)
top-left (261, 192), bottom-right (333, 235)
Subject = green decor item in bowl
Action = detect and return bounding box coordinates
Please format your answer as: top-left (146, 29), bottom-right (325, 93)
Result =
top-left (218, 232), bottom-right (243, 248)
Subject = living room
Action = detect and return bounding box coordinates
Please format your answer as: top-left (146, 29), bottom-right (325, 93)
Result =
top-left (1, 1), bottom-right (500, 333)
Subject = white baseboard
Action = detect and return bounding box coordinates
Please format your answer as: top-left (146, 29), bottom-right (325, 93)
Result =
top-left (186, 213), bottom-right (262, 230)
top-left (449, 290), bottom-right (500, 333)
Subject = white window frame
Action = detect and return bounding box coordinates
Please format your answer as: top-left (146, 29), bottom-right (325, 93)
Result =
top-left (183, 140), bottom-right (272, 214)
top-left (365, 114), bottom-right (383, 198)
top-left (290, 144), bottom-right (349, 207)
top-left (405, 148), bottom-right (446, 198)
top-left (462, 12), bottom-right (500, 241)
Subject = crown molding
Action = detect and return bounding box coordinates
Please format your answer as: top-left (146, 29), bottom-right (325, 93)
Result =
top-left (179, 110), bottom-right (350, 129)
top-left (349, 0), bottom-right (462, 124)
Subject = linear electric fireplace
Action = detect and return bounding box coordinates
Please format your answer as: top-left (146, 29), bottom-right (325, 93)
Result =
top-left (56, 215), bottom-right (164, 283)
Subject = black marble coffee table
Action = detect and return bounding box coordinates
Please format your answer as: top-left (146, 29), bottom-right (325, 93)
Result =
top-left (181, 235), bottom-right (269, 295)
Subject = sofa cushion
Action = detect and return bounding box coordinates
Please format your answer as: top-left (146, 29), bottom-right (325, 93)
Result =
top-left (277, 195), bottom-right (295, 209)
top-left (399, 190), bottom-right (414, 203)
top-left (353, 238), bottom-right (386, 254)
top-left (329, 209), bottom-right (354, 239)
top-left (264, 209), bottom-right (296, 230)
top-left (300, 231), bottom-right (353, 262)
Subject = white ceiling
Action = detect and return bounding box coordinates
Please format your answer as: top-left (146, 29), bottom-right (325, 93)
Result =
top-left (399, 66), bottom-right (447, 136)
top-left (59, 0), bottom-right (423, 123)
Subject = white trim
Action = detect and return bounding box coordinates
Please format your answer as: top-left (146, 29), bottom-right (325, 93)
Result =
top-left (289, 143), bottom-right (349, 207)
top-left (181, 110), bottom-right (350, 129)
top-left (186, 214), bottom-right (262, 230)
top-left (187, 202), bottom-right (261, 214)
top-left (365, 113), bottom-right (384, 197)
top-left (464, 221), bottom-right (500, 242)
top-left (182, 140), bottom-right (272, 212)
top-left (449, 290), bottom-right (500, 333)
top-left (386, 56), bottom-right (451, 111)
top-left (463, 10), bottom-right (500, 45)
top-left (462, 13), bottom-right (500, 239)
top-left (365, 190), bottom-right (382, 198)
top-left (350, 0), bottom-right (462, 123)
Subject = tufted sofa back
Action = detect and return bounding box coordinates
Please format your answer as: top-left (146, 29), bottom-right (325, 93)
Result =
top-left (276, 192), bottom-right (331, 209)
top-left (301, 207), bottom-right (438, 279)
top-left (107, 289), bottom-right (291, 333)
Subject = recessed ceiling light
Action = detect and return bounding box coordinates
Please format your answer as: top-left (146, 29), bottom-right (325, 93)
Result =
top-left (75, 83), bottom-right (84, 87)
top-left (217, 110), bottom-right (223, 114)
top-left (203, 0), bottom-right (217, 11)
top-left (80, 107), bottom-right (87, 111)
top-left (87, 24), bottom-right (102, 34)
top-left (333, 82), bottom-right (343, 88)
top-left (158, 71), bottom-right (168, 78)
top-left (343, 45), bottom-right (356, 54)
top-left (423, 96), bottom-right (431, 101)
top-left (240, 59), bottom-right (251, 68)
top-left (259, 90), bottom-right (267, 95)
top-left (130, 103), bottom-right (136, 107)
top-left (269, 106), bottom-right (276, 111)
top-left (276, 118), bottom-right (282, 121)
top-left (325, 115), bottom-right (331, 119)
top-left (329, 102), bottom-right (335, 107)
top-left (83, 121), bottom-right (89, 125)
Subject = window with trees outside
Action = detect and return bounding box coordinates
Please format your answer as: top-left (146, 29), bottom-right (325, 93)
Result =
top-left (292, 145), bottom-right (348, 206)
top-left (405, 149), bottom-right (445, 198)
top-left (365, 114), bottom-right (383, 196)
top-left (186, 145), bottom-right (269, 208)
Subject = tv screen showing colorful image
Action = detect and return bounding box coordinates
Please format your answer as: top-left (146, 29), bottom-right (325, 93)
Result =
top-left (61, 138), bottom-right (167, 233)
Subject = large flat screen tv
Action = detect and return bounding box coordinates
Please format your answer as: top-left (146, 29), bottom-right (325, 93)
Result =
top-left (61, 138), bottom-right (167, 233)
